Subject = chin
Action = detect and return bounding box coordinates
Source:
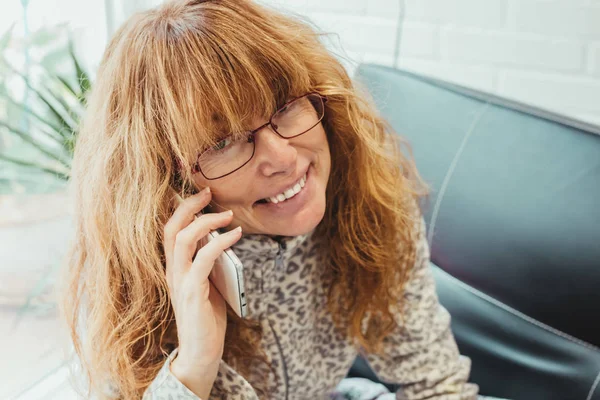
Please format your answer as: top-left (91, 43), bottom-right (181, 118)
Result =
top-left (264, 199), bottom-right (326, 237)
top-left (249, 163), bottom-right (329, 237)
top-left (281, 212), bottom-right (325, 236)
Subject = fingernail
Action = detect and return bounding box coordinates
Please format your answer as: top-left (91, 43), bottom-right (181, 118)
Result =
top-left (234, 226), bottom-right (242, 233)
top-left (204, 187), bottom-right (211, 194)
top-left (226, 210), bottom-right (233, 216)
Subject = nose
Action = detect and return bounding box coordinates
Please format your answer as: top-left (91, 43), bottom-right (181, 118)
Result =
top-left (253, 124), bottom-right (297, 177)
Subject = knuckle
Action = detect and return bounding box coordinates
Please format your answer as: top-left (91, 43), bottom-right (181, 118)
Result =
top-left (213, 235), bottom-right (230, 251)
top-left (194, 214), bottom-right (215, 231)
top-left (163, 223), bottom-right (175, 239)
top-left (182, 202), bottom-right (196, 215)
top-left (174, 229), bottom-right (191, 245)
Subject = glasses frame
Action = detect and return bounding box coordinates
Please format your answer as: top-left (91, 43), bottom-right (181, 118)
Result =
top-left (191, 92), bottom-right (327, 180)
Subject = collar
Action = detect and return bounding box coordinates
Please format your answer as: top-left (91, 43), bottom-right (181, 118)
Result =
top-left (232, 229), bottom-right (315, 260)
top-left (231, 229), bottom-right (316, 310)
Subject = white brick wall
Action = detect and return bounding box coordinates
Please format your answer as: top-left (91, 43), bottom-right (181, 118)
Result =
top-left (261, 0), bottom-right (600, 127)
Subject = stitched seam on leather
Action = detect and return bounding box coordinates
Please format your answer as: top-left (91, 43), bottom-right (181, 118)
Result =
top-left (427, 102), bottom-right (490, 247)
top-left (586, 369), bottom-right (600, 400)
top-left (433, 265), bottom-right (600, 353)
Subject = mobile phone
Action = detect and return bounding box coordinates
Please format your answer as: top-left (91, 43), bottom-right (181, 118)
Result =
top-left (170, 188), bottom-right (248, 318)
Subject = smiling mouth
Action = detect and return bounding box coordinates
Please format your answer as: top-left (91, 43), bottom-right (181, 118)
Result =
top-left (254, 169), bottom-right (309, 205)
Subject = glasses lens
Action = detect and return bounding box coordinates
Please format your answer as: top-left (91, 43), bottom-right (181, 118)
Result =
top-left (196, 94), bottom-right (324, 179)
top-left (197, 134), bottom-right (254, 179)
top-left (272, 94), bottom-right (324, 138)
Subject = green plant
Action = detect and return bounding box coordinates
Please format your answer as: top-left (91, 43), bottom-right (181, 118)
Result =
top-left (0, 23), bottom-right (91, 193)
top-left (0, 24), bottom-right (92, 326)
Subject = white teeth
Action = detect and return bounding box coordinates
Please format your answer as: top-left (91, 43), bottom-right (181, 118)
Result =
top-left (261, 172), bottom-right (308, 205)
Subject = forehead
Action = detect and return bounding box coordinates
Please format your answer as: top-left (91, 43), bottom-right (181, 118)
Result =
top-left (170, 47), bottom-right (314, 157)
top-left (206, 91), bottom-right (303, 134)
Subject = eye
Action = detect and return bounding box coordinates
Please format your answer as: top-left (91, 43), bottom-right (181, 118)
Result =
top-left (278, 100), bottom-right (297, 115)
top-left (212, 137), bottom-right (231, 151)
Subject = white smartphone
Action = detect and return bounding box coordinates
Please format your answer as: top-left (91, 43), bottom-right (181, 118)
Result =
top-left (171, 188), bottom-right (248, 318)
top-left (205, 229), bottom-right (248, 318)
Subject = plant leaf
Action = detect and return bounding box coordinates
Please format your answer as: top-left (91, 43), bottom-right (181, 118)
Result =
top-left (55, 74), bottom-right (78, 98)
top-left (22, 22), bottom-right (67, 48)
top-left (68, 34), bottom-right (91, 100)
top-left (0, 57), bottom-right (78, 133)
top-left (39, 47), bottom-right (69, 70)
top-left (0, 23), bottom-right (14, 53)
top-left (41, 78), bottom-right (81, 123)
top-left (0, 121), bottom-right (71, 169)
top-left (0, 92), bottom-right (66, 144)
top-left (0, 153), bottom-right (70, 180)
top-left (37, 92), bottom-right (77, 137)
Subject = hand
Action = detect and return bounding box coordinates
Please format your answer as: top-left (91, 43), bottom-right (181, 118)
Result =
top-left (163, 187), bottom-right (242, 372)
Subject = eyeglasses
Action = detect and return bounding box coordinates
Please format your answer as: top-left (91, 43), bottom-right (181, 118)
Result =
top-left (191, 92), bottom-right (327, 180)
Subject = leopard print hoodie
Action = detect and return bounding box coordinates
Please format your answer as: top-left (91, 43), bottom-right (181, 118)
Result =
top-left (143, 215), bottom-right (480, 400)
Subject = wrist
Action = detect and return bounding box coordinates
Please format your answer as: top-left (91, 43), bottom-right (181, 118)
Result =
top-left (170, 354), bottom-right (220, 399)
top-left (172, 350), bottom-right (222, 372)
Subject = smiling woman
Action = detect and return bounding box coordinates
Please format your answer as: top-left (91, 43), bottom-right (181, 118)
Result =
top-left (190, 90), bottom-right (330, 236)
top-left (59, 0), bottom-right (482, 399)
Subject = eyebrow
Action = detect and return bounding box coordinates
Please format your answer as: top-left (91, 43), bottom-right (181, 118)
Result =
top-left (206, 91), bottom-right (296, 138)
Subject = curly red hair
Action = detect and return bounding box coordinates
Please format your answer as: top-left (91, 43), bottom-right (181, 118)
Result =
top-left (60, 0), bottom-right (429, 398)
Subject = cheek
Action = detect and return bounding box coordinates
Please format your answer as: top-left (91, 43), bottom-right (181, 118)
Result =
top-left (304, 124), bottom-right (329, 153)
top-left (316, 129), bottom-right (331, 165)
top-left (207, 175), bottom-right (255, 210)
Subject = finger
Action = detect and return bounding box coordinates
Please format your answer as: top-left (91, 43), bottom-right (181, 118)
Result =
top-left (164, 189), bottom-right (210, 285)
top-left (165, 265), bottom-right (175, 302)
top-left (164, 188), bottom-right (211, 255)
top-left (191, 227), bottom-right (243, 282)
top-left (172, 210), bottom-right (235, 270)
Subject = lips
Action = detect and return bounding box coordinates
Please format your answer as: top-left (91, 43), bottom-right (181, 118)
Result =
top-left (253, 166), bottom-right (313, 215)
top-left (254, 166), bottom-right (311, 205)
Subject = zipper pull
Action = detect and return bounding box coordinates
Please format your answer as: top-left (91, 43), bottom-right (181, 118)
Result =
top-left (275, 241), bottom-right (285, 269)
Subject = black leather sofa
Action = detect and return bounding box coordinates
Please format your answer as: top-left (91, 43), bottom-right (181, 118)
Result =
top-left (347, 64), bottom-right (600, 400)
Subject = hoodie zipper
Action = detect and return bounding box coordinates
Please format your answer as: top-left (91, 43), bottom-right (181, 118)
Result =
top-left (275, 239), bottom-right (286, 269)
top-left (270, 240), bottom-right (289, 400)
top-left (268, 319), bottom-right (289, 400)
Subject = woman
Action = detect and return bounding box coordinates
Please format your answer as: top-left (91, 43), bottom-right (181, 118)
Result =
top-left (61, 0), bottom-right (482, 399)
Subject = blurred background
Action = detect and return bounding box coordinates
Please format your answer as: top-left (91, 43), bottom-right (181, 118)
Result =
top-left (0, 0), bottom-right (598, 398)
